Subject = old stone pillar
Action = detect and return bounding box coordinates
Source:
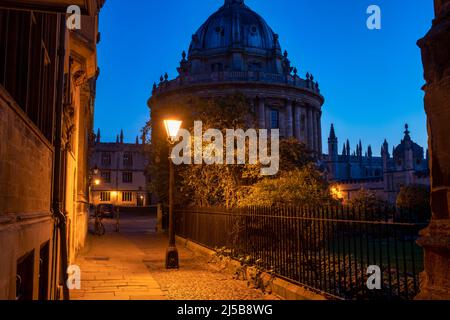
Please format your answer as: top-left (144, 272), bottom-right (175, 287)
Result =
top-left (307, 108), bottom-right (314, 151)
top-left (317, 111), bottom-right (323, 156)
top-left (294, 104), bottom-right (302, 140)
top-left (258, 98), bottom-right (265, 129)
top-left (265, 107), bottom-right (271, 129)
top-left (416, 0), bottom-right (450, 300)
top-left (285, 100), bottom-right (294, 138)
top-left (312, 110), bottom-right (318, 154)
top-left (279, 109), bottom-right (286, 137)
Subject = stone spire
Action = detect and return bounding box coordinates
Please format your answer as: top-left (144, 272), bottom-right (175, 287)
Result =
top-left (346, 139), bottom-right (351, 157)
top-left (403, 123), bottom-right (411, 141)
top-left (328, 124), bottom-right (338, 159)
top-left (96, 128), bottom-right (101, 143)
top-left (136, 136), bottom-right (139, 145)
top-left (329, 124), bottom-right (337, 141)
top-left (358, 140), bottom-right (363, 157)
top-left (120, 130), bottom-right (124, 144)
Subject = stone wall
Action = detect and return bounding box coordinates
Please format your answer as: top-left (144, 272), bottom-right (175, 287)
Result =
top-left (416, 0), bottom-right (450, 300)
top-left (0, 88), bottom-right (54, 300)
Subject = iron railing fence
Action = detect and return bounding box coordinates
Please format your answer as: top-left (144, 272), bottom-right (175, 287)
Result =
top-left (175, 205), bottom-right (427, 300)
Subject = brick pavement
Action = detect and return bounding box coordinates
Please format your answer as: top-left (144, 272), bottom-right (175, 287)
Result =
top-left (70, 211), bottom-right (276, 300)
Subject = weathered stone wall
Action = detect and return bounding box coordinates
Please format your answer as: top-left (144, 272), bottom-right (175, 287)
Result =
top-left (0, 88), bottom-right (54, 299)
top-left (416, 0), bottom-right (450, 300)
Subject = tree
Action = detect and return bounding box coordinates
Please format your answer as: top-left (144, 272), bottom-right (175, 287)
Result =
top-left (237, 164), bottom-right (334, 207)
top-left (145, 94), bottom-right (260, 208)
top-left (396, 184), bottom-right (431, 222)
top-left (348, 188), bottom-right (385, 209)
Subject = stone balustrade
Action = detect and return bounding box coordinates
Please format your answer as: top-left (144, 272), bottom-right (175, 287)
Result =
top-left (152, 71), bottom-right (321, 95)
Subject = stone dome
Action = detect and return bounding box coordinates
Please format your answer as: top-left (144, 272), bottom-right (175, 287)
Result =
top-left (189, 0), bottom-right (281, 57)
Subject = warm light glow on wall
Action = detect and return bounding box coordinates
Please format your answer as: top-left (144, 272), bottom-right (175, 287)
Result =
top-left (94, 179), bottom-right (101, 186)
top-left (331, 186), bottom-right (344, 200)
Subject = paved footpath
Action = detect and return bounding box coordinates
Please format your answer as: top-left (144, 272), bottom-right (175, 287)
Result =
top-left (70, 211), bottom-right (276, 300)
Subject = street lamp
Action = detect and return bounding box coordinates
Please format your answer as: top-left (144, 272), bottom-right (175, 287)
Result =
top-left (163, 119), bottom-right (182, 269)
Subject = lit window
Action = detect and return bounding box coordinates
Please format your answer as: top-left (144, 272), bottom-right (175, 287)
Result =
top-left (122, 192), bottom-right (133, 202)
top-left (100, 192), bottom-right (110, 202)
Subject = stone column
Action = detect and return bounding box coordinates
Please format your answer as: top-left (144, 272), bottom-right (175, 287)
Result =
top-left (416, 0), bottom-right (450, 300)
top-left (312, 110), bottom-right (318, 154)
top-left (279, 110), bottom-right (286, 137)
top-left (317, 111), bottom-right (323, 156)
top-left (285, 100), bottom-right (293, 138)
top-left (294, 104), bottom-right (301, 140)
top-left (265, 107), bottom-right (271, 129)
top-left (258, 98), bottom-right (265, 129)
top-left (307, 108), bottom-right (314, 151)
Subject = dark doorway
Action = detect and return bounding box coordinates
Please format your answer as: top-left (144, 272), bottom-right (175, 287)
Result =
top-left (137, 194), bottom-right (144, 207)
top-left (16, 250), bottom-right (35, 300)
top-left (39, 242), bottom-right (50, 300)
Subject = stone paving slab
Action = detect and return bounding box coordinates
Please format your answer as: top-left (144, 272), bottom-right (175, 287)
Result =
top-left (70, 212), bottom-right (279, 301)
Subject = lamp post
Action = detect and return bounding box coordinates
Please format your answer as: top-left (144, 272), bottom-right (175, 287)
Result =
top-left (89, 165), bottom-right (100, 207)
top-left (163, 119), bottom-right (182, 269)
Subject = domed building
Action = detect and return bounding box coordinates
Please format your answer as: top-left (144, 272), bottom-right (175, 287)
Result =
top-left (149, 0), bottom-right (324, 156)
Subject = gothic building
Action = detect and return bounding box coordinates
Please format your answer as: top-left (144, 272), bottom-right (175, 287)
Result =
top-left (90, 130), bottom-right (150, 208)
top-left (149, 0), bottom-right (324, 156)
top-left (325, 124), bottom-right (430, 203)
top-left (0, 0), bottom-right (104, 300)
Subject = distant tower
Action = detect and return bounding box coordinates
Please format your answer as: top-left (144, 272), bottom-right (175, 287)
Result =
top-left (381, 139), bottom-right (391, 199)
top-left (116, 135), bottom-right (119, 144)
top-left (358, 140), bottom-right (363, 158)
top-left (96, 128), bottom-right (101, 144)
top-left (381, 139), bottom-right (390, 170)
top-left (328, 124), bottom-right (338, 160)
top-left (327, 124), bottom-right (339, 178)
top-left (120, 129), bottom-right (124, 144)
top-left (403, 124), bottom-right (414, 184)
top-left (136, 136), bottom-right (139, 145)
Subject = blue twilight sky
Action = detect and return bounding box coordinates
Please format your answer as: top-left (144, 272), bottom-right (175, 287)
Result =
top-left (94, 0), bottom-right (434, 155)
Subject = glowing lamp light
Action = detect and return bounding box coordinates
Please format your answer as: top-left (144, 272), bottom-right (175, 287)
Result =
top-left (111, 191), bottom-right (118, 197)
top-left (94, 179), bottom-right (101, 186)
top-left (331, 186), bottom-right (343, 200)
top-left (164, 120), bottom-right (182, 142)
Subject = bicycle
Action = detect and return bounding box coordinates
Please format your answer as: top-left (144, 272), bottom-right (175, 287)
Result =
top-left (94, 211), bottom-right (106, 236)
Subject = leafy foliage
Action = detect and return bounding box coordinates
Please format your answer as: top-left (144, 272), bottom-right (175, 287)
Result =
top-left (237, 165), bottom-right (335, 207)
top-left (348, 188), bottom-right (387, 210)
top-left (396, 184), bottom-right (430, 210)
top-left (145, 93), bottom-right (329, 208)
top-left (396, 184), bottom-right (431, 222)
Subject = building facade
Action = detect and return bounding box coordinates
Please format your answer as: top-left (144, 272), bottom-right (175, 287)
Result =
top-left (148, 0), bottom-right (324, 156)
top-left (325, 124), bottom-right (430, 203)
top-left (0, 0), bottom-right (104, 300)
top-left (90, 131), bottom-right (150, 208)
